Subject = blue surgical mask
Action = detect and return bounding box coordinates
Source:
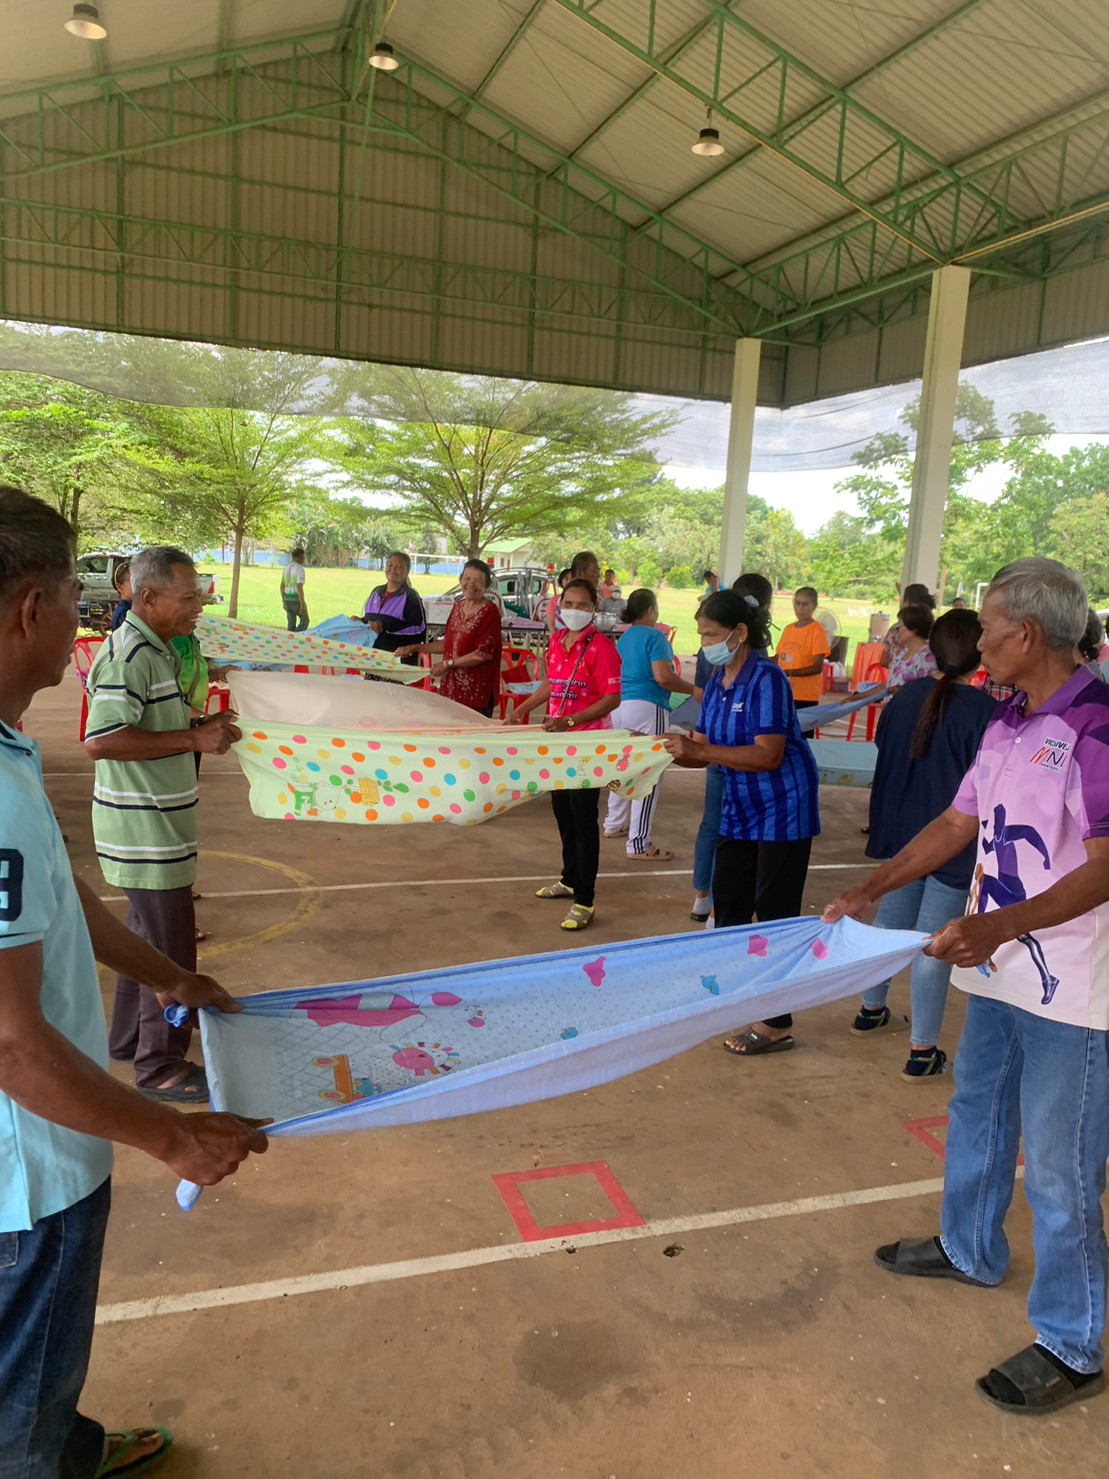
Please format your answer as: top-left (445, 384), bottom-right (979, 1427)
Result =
top-left (702, 630), bottom-right (738, 666)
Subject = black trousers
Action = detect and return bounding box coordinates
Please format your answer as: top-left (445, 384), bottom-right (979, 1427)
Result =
top-left (551, 788), bottom-right (602, 908)
top-left (714, 836), bottom-right (813, 1030)
top-left (109, 886), bottom-right (196, 1087)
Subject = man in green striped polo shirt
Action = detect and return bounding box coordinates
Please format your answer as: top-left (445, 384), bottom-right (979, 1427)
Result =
top-left (85, 548), bottom-right (240, 1103)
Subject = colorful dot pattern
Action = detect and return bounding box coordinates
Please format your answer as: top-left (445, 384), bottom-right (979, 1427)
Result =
top-left (234, 720), bottom-right (673, 828)
top-left (194, 616), bottom-right (426, 681)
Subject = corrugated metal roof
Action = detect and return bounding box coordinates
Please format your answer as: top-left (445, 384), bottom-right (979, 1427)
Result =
top-left (0, 0), bottom-right (1108, 404)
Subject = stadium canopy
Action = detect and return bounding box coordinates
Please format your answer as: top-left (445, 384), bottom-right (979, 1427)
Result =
top-left (2, 0), bottom-right (1108, 585)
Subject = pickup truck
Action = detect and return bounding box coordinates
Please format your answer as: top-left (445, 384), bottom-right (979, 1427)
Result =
top-left (76, 551), bottom-right (222, 627)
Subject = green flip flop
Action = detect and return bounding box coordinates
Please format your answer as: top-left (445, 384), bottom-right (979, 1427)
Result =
top-left (95, 1428), bottom-right (173, 1479)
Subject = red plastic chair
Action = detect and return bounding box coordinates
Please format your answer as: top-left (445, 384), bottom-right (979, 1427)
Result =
top-left (206, 682), bottom-right (231, 714)
top-left (71, 637), bottom-right (105, 739)
top-left (846, 663), bottom-right (888, 742)
top-left (499, 645), bottom-right (539, 720)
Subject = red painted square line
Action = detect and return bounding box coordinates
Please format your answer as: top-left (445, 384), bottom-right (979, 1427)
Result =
top-left (903, 1116), bottom-right (950, 1160)
top-left (903, 1115), bottom-right (1023, 1168)
top-left (492, 1161), bottom-right (646, 1243)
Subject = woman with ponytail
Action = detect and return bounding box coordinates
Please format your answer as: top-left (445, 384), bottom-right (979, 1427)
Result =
top-left (833, 610), bottom-right (996, 1078)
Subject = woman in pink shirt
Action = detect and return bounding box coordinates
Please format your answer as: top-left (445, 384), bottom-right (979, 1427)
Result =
top-left (510, 577), bottom-right (621, 930)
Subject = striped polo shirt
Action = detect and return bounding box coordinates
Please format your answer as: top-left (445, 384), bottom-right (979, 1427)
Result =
top-left (699, 653), bottom-right (820, 842)
top-left (85, 613), bottom-right (199, 890)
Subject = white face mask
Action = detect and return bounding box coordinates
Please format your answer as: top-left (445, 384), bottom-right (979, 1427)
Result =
top-left (561, 607), bottom-right (594, 632)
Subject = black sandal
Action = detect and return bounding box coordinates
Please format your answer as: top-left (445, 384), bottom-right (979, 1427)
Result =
top-left (139, 1063), bottom-right (209, 1104)
top-left (976, 1344), bottom-right (1105, 1415)
top-left (874, 1235), bottom-right (991, 1286)
top-left (722, 1027), bottom-right (795, 1056)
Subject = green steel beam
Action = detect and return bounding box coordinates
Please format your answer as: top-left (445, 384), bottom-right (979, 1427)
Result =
top-left (462, 0), bottom-right (547, 113)
top-left (736, 93), bottom-right (1109, 331)
top-left (0, 20), bottom-right (1107, 358)
top-left (551, 0), bottom-right (1004, 259)
top-left (0, 37), bottom-right (783, 330)
top-left (0, 198), bottom-right (720, 335)
top-left (560, 11), bottom-right (717, 162)
top-left (651, 0), bottom-right (996, 221)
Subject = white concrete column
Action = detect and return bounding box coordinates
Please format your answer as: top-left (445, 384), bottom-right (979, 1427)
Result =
top-left (718, 337), bottom-right (762, 582)
top-left (902, 265), bottom-right (971, 596)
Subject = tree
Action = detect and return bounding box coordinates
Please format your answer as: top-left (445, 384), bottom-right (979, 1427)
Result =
top-left (0, 373), bottom-right (160, 546)
top-left (130, 352), bottom-right (336, 617)
top-left (336, 369), bottom-right (676, 559)
top-left (1049, 494), bottom-right (1109, 598)
top-left (744, 501), bottom-right (806, 590)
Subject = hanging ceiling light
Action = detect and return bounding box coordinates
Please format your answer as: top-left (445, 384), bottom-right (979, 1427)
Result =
top-left (368, 41), bottom-right (400, 72)
top-left (64, 3), bottom-right (107, 39)
top-left (691, 108), bottom-right (724, 158)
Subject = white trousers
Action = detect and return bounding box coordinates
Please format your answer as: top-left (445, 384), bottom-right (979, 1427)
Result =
top-left (604, 699), bottom-right (670, 855)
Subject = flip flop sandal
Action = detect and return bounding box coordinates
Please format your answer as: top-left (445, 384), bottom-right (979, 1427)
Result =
top-left (627, 848), bottom-right (673, 862)
top-left (536, 882), bottom-right (574, 899)
top-left (873, 1235), bottom-right (990, 1286)
top-left (722, 1027), bottom-right (795, 1056)
top-left (560, 904), bottom-right (595, 931)
top-left (95, 1427), bottom-right (173, 1478)
top-left (139, 1063), bottom-right (209, 1104)
top-left (976, 1344), bottom-right (1105, 1415)
top-left (194, 927), bottom-right (208, 942)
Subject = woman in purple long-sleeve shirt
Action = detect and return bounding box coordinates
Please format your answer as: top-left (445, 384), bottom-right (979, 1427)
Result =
top-left (356, 551), bottom-right (427, 664)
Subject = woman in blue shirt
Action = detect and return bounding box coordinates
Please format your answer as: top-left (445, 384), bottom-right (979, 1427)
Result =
top-left (690, 572), bottom-right (773, 921)
top-left (665, 588), bottom-right (819, 1056)
top-left (604, 588), bottom-right (694, 859)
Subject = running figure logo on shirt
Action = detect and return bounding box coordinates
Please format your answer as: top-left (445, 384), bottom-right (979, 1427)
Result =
top-left (972, 803), bottom-right (1060, 1006)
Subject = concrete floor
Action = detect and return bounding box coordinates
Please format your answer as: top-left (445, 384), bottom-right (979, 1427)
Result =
top-left (27, 671), bottom-right (1109, 1478)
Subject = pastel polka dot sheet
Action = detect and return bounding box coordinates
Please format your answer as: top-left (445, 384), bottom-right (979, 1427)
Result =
top-left (232, 717), bottom-right (672, 826)
top-left (177, 917), bottom-right (926, 1206)
top-left (196, 616), bottom-right (425, 680)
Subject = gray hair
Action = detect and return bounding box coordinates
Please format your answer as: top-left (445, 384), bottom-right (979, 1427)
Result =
top-left (130, 546), bottom-right (195, 595)
top-left (987, 557), bottom-right (1088, 651)
top-left (0, 486), bottom-right (75, 608)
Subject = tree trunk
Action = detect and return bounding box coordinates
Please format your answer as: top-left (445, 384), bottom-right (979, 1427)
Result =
top-left (228, 522), bottom-right (245, 619)
top-left (468, 526), bottom-right (483, 560)
top-left (69, 484), bottom-right (82, 541)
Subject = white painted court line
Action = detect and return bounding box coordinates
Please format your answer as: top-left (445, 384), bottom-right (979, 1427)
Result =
top-left (95, 1173), bottom-right (945, 1326)
top-left (96, 861), bottom-right (868, 904)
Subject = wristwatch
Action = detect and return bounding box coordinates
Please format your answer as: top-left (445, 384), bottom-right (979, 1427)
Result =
top-left (566, 716), bottom-right (576, 729)
top-left (447, 658), bottom-right (455, 669)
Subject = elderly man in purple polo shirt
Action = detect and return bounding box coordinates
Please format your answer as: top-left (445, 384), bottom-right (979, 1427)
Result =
top-left (826, 557), bottom-right (1109, 1417)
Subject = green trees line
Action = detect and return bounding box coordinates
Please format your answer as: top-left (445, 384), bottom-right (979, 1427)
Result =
top-left (2, 344), bottom-right (1108, 615)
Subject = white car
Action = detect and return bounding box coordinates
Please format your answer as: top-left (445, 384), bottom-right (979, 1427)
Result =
top-left (423, 566), bottom-right (555, 634)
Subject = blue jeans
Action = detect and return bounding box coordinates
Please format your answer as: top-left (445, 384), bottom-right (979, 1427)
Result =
top-left (861, 874), bottom-right (967, 1047)
top-left (939, 996), bottom-right (1109, 1372)
top-left (692, 764), bottom-right (724, 894)
top-left (0, 1178), bottom-right (110, 1478)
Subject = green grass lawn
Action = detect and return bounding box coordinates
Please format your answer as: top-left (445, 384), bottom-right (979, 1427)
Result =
top-left (206, 564), bottom-right (886, 661)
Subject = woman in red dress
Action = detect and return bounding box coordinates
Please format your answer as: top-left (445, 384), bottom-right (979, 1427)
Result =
top-left (397, 559), bottom-right (502, 717)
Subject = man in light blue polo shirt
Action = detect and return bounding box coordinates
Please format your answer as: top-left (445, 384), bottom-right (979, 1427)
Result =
top-left (0, 488), bottom-right (269, 1478)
